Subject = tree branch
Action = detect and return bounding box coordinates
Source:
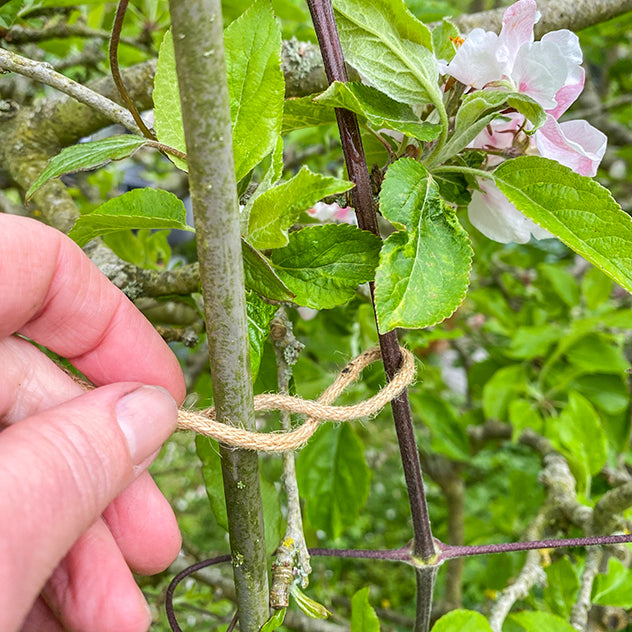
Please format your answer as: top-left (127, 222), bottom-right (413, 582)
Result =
top-left (570, 547), bottom-right (602, 631)
top-left (168, 1), bottom-right (269, 629)
top-left (1, 21), bottom-right (137, 46)
top-left (452, 0), bottom-right (632, 37)
top-left (0, 59), bottom-right (156, 230)
top-left (488, 510), bottom-right (549, 632)
top-left (0, 47), bottom-right (140, 133)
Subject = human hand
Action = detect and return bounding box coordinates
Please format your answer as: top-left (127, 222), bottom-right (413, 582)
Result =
top-left (0, 215), bottom-right (187, 632)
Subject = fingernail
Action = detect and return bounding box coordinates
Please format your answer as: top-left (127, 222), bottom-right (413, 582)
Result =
top-left (115, 386), bottom-right (178, 464)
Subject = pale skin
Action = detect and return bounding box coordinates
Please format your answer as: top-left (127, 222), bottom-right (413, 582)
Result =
top-left (0, 214), bottom-right (187, 632)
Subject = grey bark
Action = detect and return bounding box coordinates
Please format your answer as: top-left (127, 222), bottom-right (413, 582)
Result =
top-left (168, 0), bottom-right (269, 630)
top-left (453, 0), bottom-right (632, 37)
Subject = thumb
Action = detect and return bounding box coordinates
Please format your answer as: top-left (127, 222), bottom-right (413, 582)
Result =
top-left (0, 383), bottom-right (177, 631)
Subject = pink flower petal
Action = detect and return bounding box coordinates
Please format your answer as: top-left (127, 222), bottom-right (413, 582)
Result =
top-left (541, 30), bottom-right (582, 65)
top-left (470, 113), bottom-right (526, 166)
top-left (445, 29), bottom-right (507, 88)
top-left (498, 0), bottom-right (537, 68)
top-left (535, 116), bottom-right (607, 177)
top-left (511, 40), bottom-right (569, 109)
top-left (468, 179), bottom-right (553, 244)
top-left (307, 202), bottom-right (356, 224)
top-left (547, 66), bottom-right (584, 119)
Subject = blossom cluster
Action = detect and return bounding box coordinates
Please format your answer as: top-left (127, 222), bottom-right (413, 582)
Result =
top-left (443, 0), bottom-right (607, 244)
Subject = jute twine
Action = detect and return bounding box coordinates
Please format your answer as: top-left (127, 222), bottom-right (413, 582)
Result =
top-left (177, 346), bottom-right (416, 452)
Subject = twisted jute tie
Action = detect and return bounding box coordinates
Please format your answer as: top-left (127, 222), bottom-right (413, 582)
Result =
top-left (176, 346), bottom-right (416, 452)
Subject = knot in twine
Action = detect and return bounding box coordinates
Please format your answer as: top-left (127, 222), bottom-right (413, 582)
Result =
top-left (177, 346), bottom-right (416, 452)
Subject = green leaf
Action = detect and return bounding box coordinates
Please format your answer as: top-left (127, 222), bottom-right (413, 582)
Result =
top-left (282, 94), bottom-right (337, 134)
top-left (433, 170), bottom-right (471, 206)
top-left (269, 224), bottom-right (381, 309)
top-left (260, 475), bottom-right (284, 555)
top-left (103, 229), bottom-right (171, 270)
top-left (247, 167), bottom-right (353, 249)
top-left (240, 135), bottom-right (284, 233)
top-left (413, 392), bottom-right (469, 461)
top-left (548, 391), bottom-right (608, 493)
top-left (351, 587), bottom-right (380, 632)
top-left (315, 81), bottom-right (441, 142)
top-left (543, 557), bottom-right (580, 618)
top-left (246, 291), bottom-right (278, 381)
top-left (431, 18), bottom-right (460, 63)
top-left (593, 558), bottom-right (632, 608)
top-left (28, 0), bottom-right (107, 7)
top-left (581, 266), bottom-right (613, 310)
top-left (242, 239), bottom-right (295, 302)
top-left (538, 263), bottom-right (580, 307)
top-left (155, 1), bottom-right (284, 179)
top-left (153, 30), bottom-right (188, 171)
top-left (68, 189), bottom-right (193, 247)
top-left (196, 436), bottom-right (228, 530)
top-left (571, 374), bottom-right (629, 415)
top-left (505, 325), bottom-right (562, 360)
top-left (509, 399), bottom-right (543, 437)
top-left (0, 0), bottom-right (23, 28)
top-left (482, 364), bottom-right (527, 420)
top-left (494, 156), bottom-right (632, 294)
top-left (297, 424), bottom-right (370, 539)
top-left (26, 135), bottom-right (147, 199)
top-left (333, 0), bottom-right (441, 107)
top-left (260, 608), bottom-right (287, 632)
top-left (431, 610), bottom-right (493, 632)
top-left (430, 91), bottom-right (545, 166)
top-left (509, 611), bottom-right (579, 632)
top-left (290, 585), bottom-right (330, 619)
top-left (226, 0), bottom-right (284, 181)
top-left (565, 333), bottom-right (628, 375)
top-left (374, 158), bottom-right (472, 332)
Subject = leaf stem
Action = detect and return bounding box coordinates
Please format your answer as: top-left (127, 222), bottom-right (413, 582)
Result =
top-left (168, 0), bottom-right (269, 629)
top-left (427, 101), bottom-right (449, 164)
top-left (305, 0), bottom-right (436, 564)
top-left (431, 164), bottom-right (495, 181)
top-left (109, 0), bottom-right (156, 140)
top-left (145, 139), bottom-right (188, 163)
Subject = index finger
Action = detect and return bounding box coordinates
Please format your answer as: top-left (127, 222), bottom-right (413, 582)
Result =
top-left (0, 215), bottom-right (186, 402)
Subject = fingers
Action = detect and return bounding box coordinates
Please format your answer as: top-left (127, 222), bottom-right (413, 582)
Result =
top-left (0, 335), bottom-right (84, 426)
top-left (0, 214), bottom-right (185, 402)
top-left (0, 383), bottom-right (177, 631)
top-left (43, 519), bottom-right (151, 632)
top-left (20, 598), bottom-right (65, 632)
top-left (1, 336), bottom-right (181, 628)
top-left (103, 472), bottom-right (182, 575)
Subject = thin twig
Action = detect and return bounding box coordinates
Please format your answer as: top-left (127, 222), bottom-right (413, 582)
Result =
top-left (488, 510), bottom-right (549, 632)
top-left (2, 22), bottom-right (137, 46)
top-left (270, 309), bottom-right (312, 608)
top-left (0, 47), bottom-right (140, 133)
top-left (109, 0), bottom-right (156, 139)
top-left (570, 547), bottom-right (602, 631)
